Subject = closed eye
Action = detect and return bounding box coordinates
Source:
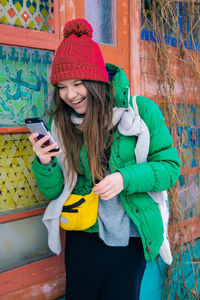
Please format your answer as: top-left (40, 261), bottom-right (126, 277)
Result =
top-left (74, 82), bottom-right (83, 86)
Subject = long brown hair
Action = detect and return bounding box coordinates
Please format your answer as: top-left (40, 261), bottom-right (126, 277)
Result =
top-left (49, 80), bottom-right (114, 185)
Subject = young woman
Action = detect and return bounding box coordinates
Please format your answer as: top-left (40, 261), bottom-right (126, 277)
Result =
top-left (29, 19), bottom-right (181, 300)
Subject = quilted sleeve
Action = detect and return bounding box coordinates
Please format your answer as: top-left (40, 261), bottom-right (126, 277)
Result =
top-left (118, 97), bottom-right (181, 194)
top-left (32, 156), bottom-right (64, 199)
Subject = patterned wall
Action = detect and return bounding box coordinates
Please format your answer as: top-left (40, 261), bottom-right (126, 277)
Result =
top-left (0, 44), bottom-right (54, 126)
top-left (160, 103), bottom-right (200, 170)
top-left (178, 172), bottom-right (200, 220)
top-left (0, 44), bottom-right (54, 215)
top-left (0, 133), bottom-right (49, 215)
top-left (141, 1), bottom-right (200, 50)
top-left (176, 104), bottom-right (200, 169)
top-left (159, 103), bottom-right (200, 220)
top-left (0, 0), bottom-right (54, 32)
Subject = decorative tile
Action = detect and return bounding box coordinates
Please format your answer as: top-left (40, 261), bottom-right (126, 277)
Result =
top-left (0, 0), bottom-right (54, 32)
top-left (35, 14), bottom-right (42, 24)
top-left (0, 134), bottom-right (49, 215)
top-left (21, 11), bottom-right (30, 22)
top-left (0, 44), bottom-right (54, 127)
top-left (8, 7), bottom-right (16, 18)
top-left (1, 0), bottom-right (7, 7)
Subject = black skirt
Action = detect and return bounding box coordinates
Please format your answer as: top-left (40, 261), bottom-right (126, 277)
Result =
top-left (65, 231), bottom-right (146, 300)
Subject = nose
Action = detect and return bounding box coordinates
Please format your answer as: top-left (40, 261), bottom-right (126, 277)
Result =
top-left (66, 87), bottom-right (77, 100)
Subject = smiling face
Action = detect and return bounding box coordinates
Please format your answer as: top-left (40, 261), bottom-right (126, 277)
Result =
top-left (57, 79), bottom-right (88, 114)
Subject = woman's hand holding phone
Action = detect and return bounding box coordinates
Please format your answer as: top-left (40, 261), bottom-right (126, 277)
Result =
top-left (29, 132), bottom-right (62, 165)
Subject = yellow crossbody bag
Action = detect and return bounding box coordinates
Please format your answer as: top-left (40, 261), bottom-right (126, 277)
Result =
top-left (60, 190), bottom-right (99, 231)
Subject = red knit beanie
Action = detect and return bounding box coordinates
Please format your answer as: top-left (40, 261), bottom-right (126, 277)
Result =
top-left (50, 19), bottom-right (109, 85)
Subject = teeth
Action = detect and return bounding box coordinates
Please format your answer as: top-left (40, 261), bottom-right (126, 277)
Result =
top-left (73, 99), bottom-right (82, 104)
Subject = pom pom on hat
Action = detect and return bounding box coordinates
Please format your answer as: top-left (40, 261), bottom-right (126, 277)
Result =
top-left (50, 19), bottom-right (108, 85)
top-left (63, 18), bottom-right (93, 39)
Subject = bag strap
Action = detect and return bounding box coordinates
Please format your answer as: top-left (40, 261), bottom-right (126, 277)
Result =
top-left (132, 96), bottom-right (139, 116)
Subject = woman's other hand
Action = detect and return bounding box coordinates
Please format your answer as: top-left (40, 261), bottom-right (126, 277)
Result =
top-left (29, 132), bottom-right (62, 165)
top-left (92, 172), bottom-right (124, 200)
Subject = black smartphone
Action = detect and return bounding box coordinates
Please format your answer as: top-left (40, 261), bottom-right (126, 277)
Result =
top-left (25, 117), bottom-right (60, 152)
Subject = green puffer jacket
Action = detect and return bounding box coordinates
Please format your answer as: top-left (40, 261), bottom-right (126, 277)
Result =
top-left (32, 63), bottom-right (181, 260)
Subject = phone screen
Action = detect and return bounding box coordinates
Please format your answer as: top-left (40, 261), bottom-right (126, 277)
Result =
top-left (25, 117), bottom-right (60, 152)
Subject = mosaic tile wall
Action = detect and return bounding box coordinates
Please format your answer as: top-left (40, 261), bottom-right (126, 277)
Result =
top-left (0, 0), bottom-right (54, 32)
top-left (0, 44), bottom-right (54, 215)
top-left (0, 133), bottom-right (49, 215)
top-left (0, 44), bottom-right (54, 126)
